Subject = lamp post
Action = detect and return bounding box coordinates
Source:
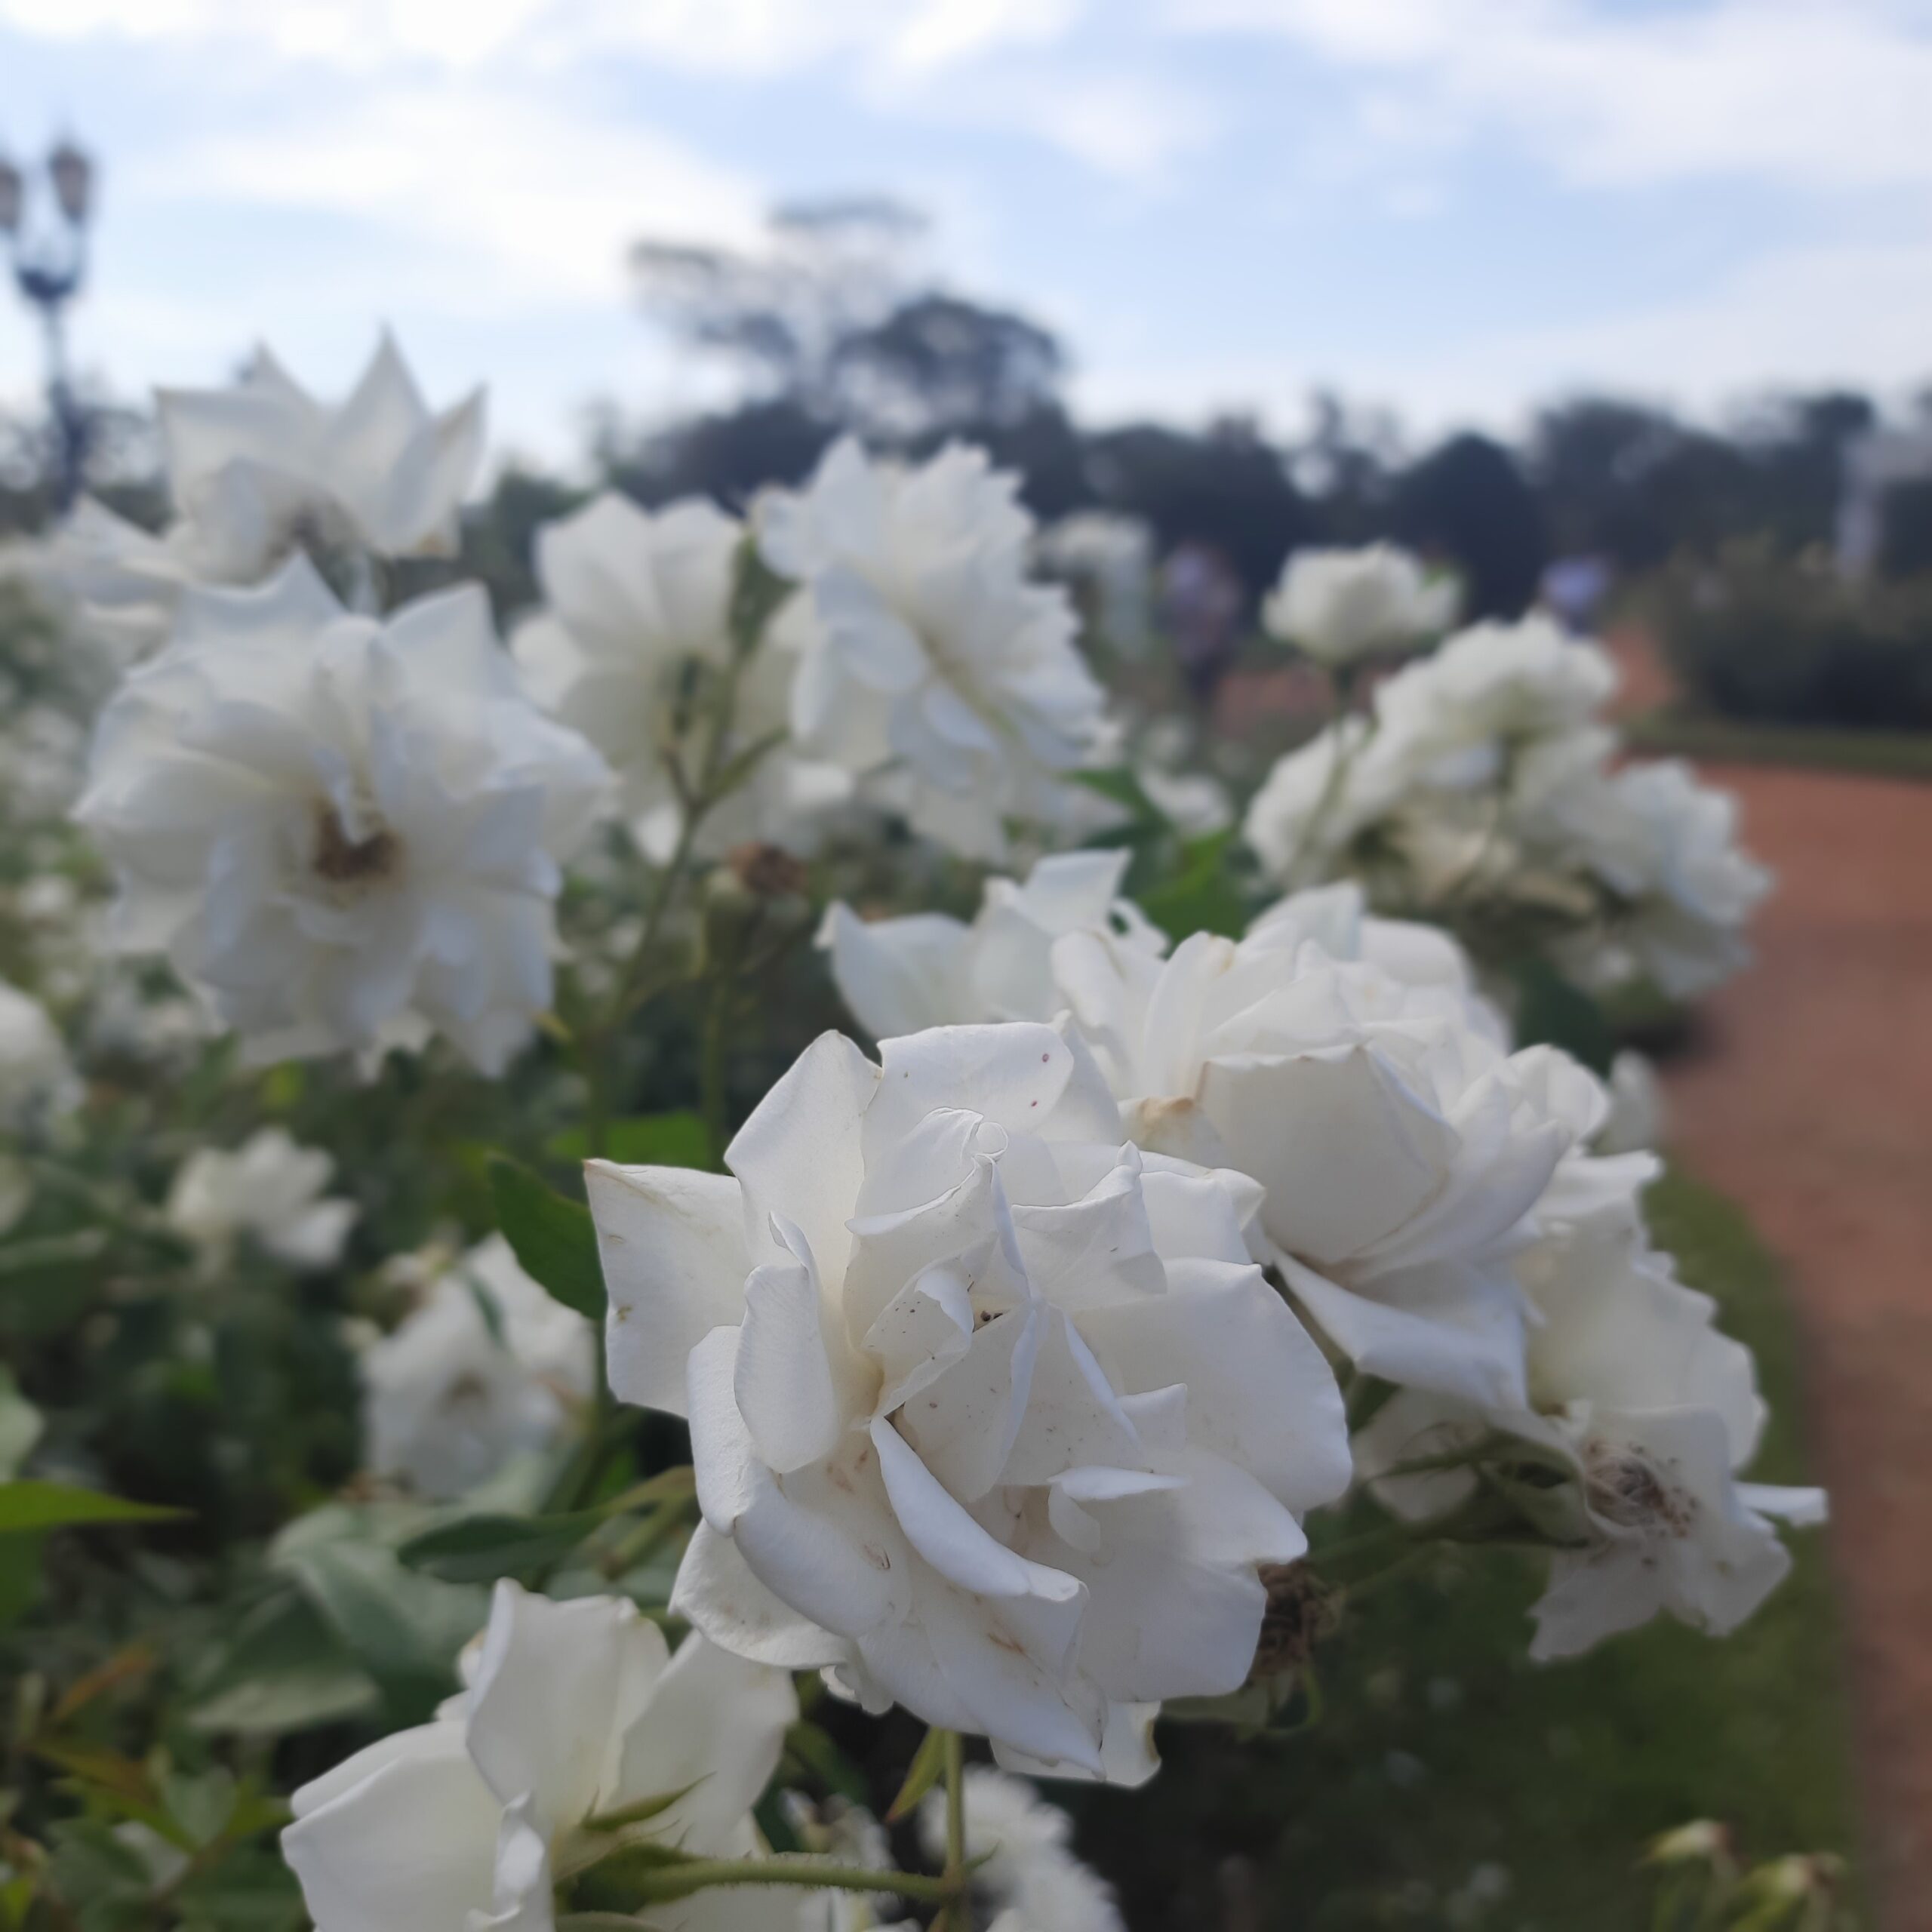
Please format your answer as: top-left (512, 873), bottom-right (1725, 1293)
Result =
top-left (0, 137), bottom-right (97, 514)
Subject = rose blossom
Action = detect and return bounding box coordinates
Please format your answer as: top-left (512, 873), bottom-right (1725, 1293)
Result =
top-left (75, 555), bottom-right (609, 1073)
top-left (758, 439), bottom-right (1107, 862)
top-left (588, 1021), bottom-right (1349, 1780)
top-left (282, 1580), bottom-right (798, 1932)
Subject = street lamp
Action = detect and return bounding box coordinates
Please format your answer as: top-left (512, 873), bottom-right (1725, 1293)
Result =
top-left (0, 136), bottom-right (97, 514)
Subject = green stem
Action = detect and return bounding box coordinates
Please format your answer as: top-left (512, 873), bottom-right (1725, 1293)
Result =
top-left (938, 1729), bottom-right (968, 1931)
top-left (580, 588), bottom-right (773, 1149)
top-left (1282, 666), bottom-right (1367, 885)
top-left (565, 1857), bottom-right (960, 1912)
top-left (698, 977), bottom-right (734, 1169)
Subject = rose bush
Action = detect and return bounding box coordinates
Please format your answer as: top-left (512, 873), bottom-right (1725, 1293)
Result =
top-left (0, 325), bottom-right (1820, 1932)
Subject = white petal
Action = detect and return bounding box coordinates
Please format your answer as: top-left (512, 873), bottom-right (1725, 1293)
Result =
top-left (869, 1416), bottom-right (1082, 1611)
top-left (734, 1242), bottom-right (844, 1475)
top-left (281, 1727), bottom-right (499, 1932)
top-left (818, 902), bottom-right (975, 1038)
top-left (1077, 1264), bottom-right (1351, 1514)
top-left (464, 1581), bottom-right (663, 1830)
top-left (669, 1521), bottom-right (851, 1670)
top-left (1281, 1249), bottom-right (1529, 1414)
top-left (588, 1162), bottom-right (750, 1419)
top-left (1202, 1045), bottom-right (1456, 1267)
top-left (615, 1633), bottom-right (798, 1855)
top-left (726, 1030), bottom-right (878, 1278)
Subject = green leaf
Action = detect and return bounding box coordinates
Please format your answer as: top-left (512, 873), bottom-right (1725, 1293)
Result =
top-left (1072, 765), bottom-right (1167, 824)
top-left (1137, 829), bottom-right (1247, 940)
top-left (162, 1766), bottom-right (238, 1850)
top-left (174, 1842), bottom-right (307, 1932)
top-left (0, 1367), bottom-right (43, 1480)
top-left (0, 1229), bottom-right (112, 1279)
top-left (549, 1112), bottom-right (714, 1171)
top-left (884, 1723), bottom-right (949, 1822)
top-left (397, 1509), bottom-right (608, 1585)
top-left (1509, 958), bottom-right (1617, 1076)
top-left (275, 1531), bottom-right (485, 1724)
top-left (0, 1480), bottom-right (185, 1534)
top-left (0, 1531), bottom-right (42, 1626)
top-left (489, 1156), bottom-right (605, 1318)
top-left (187, 1593), bottom-right (378, 1738)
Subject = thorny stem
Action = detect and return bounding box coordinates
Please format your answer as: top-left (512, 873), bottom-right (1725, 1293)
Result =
top-left (557, 1857), bottom-right (962, 1916)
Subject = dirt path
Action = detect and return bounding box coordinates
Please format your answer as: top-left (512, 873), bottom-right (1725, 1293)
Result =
top-left (1656, 763), bottom-right (1932, 1929)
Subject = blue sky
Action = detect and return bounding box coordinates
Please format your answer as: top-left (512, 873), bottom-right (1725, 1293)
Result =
top-left (2, 0), bottom-right (1930, 470)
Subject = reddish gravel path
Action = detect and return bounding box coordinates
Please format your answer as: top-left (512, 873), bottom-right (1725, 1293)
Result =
top-left (1657, 764), bottom-right (1932, 1929)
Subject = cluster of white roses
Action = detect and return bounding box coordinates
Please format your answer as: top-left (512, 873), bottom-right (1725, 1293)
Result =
top-left (802, 857), bottom-right (1820, 1681)
top-left (1245, 595), bottom-right (1772, 998)
top-left (60, 340), bottom-right (1112, 1077)
top-left (26, 337), bottom-right (1807, 1928)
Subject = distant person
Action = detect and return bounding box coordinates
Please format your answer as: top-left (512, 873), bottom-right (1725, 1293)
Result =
top-left (1541, 554), bottom-right (1611, 634)
top-left (1159, 540), bottom-right (1244, 700)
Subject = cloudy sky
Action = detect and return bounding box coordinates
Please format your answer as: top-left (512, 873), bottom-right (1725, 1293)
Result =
top-left (2, 0), bottom-right (1930, 467)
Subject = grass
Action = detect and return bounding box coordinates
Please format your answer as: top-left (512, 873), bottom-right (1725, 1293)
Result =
top-left (1060, 1168), bottom-right (1862, 1931)
top-left (1626, 707), bottom-right (1932, 782)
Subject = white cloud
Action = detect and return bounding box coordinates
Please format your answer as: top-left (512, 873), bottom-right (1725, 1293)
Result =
top-left (1179, 0), bottom-right (1932, 191)
top-left (0, 0), bottom-right (1085, 76)
top-left (137, 82), bottom-right (766, 309)
top-left (866, 62), bottom-right (1217, 183)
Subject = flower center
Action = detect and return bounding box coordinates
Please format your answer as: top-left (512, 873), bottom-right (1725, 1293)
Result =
top-left (1583, 1443), bottom-right (1695, 1537)
top-left (312, 806), bottom-right (400, 887)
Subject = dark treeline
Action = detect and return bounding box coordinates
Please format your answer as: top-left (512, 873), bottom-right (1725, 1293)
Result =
top-left (8, 196), bottom-right (1929, 629)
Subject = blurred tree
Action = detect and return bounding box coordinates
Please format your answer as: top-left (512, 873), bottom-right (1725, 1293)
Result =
top-left (631, 197), bottom-right (924, 416)
top-left (1734, 389), bottom-right (1874, 557)
top-left (830, 293), bottom-right (1064, 438)
top-left (1878, 479), bottom-right (1932, 578)
top-left (1531, 399), bottom-right (1741, 567)
top-left (457, 465), bottom-right (588, 620)
top-left (1531, 390), bottom-right (1880, 571)
top-left (1395, 432), bottom-right (1546, 620)
top-left (1085, 416), bottom-right (1312, 608)
top-left (1289, 389), bottom-right (1404, 545)
top-left (603, 398), bottom-right (835, 517)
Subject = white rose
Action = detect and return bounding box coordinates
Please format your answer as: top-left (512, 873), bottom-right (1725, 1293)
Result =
top-left (1560, 759), bottom-right (1774, 998)
top-left (588, 1022), bottom-right (1349, 1780)
top-left (75, 554), bottom-right (611, 1074)
top-left (282, 1580), bottom-right (798, 1932)
top-left (361, 1235), bottom-right (595, 1500)
top-left (0, 980), bottom-right (75, 1130)
top-left (918, 1768), bottom-right (1122, 1932)
top-left (513, 491), bottom-right (844, 865)
top-left (166, 1128), bottom-right (358, 1273)
top-left (1370, 615), bottom-right (1619, 791)
top-left (38, 498), bottom-right (231, 663)
top-left (1356, 1207), bottom-right (1824, 1657)
top-left (1261, 543), bottom-right (1457, 668)
top-left (1241, 717), bottom-right (1399, 888)
top-left (818, 850), bottom-right (1164, 1041)
top-left (1033, 510), bottom-right (1153, 657)
top-left (1134, 765), bottom-right (1232, 838)
top-left (1051, 918), bottom-right (1620, 1410)
top-left (1244, 881), bottom-right (1505, 1036)
top-left (1597, 1051), bottom-right (1666, 1155)
top-left (155, 332), bottom-right (485, 580)
top-left (758, 439), bottom-right (1107, 863)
